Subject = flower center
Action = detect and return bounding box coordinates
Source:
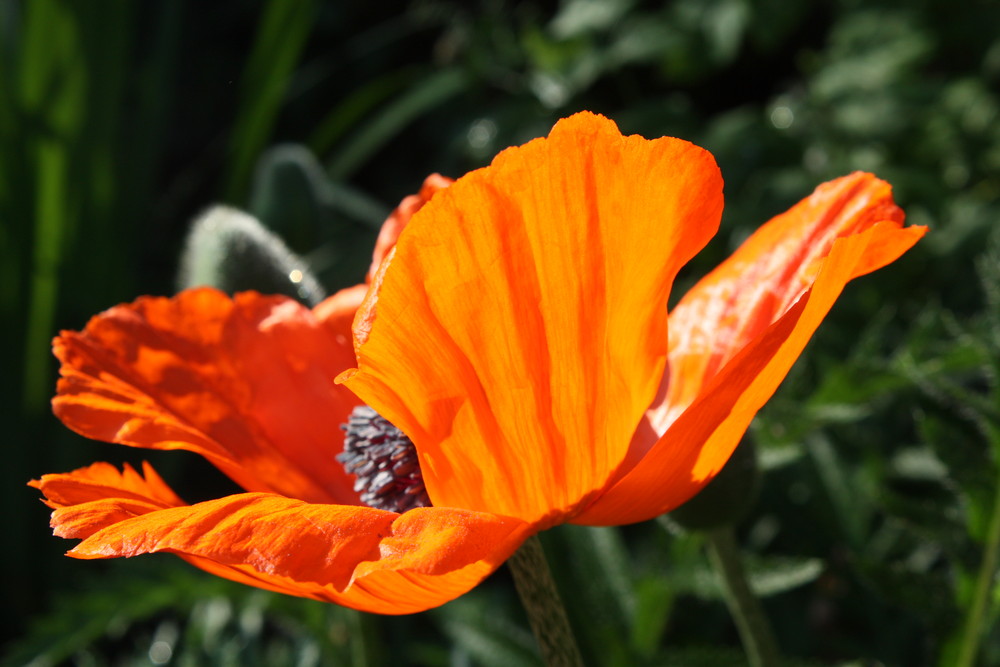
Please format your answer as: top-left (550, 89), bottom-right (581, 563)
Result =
top-left (338, 405), bottom-right (431, 513)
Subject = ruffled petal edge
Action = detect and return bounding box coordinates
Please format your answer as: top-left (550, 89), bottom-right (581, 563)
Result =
top-left (32, 462), bottom-right (531, 615)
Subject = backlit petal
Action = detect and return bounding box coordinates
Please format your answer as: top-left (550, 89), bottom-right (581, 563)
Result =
top-left (659, 173), bottom-right (909, 427)
top-left (576, 213), bottom-right (925, 525)
top-left (312, 174), bottom-right (453, 343)
top-left (367, 173), bottom-right (453, 282)
top-left (52, 288), bottom-right (362, 505)
top-left (36, 463), bottom-right (529, 615)
top-left (341, 112), bottom-right (724, 525)
top-left (313, 284), bottom-right (370, 356)
top-left (29, 461), bottom-right (183, 509)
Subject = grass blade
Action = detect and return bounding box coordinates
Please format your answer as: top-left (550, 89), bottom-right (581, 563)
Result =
top-left (224, 0), bottom-right (318, 200)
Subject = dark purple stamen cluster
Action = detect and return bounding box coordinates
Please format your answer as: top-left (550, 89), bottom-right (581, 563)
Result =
top-left (338, 405), bottom-right (431, 513)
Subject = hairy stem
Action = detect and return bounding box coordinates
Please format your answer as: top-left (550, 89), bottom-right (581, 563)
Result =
top-left (705, 526), bottom-right (781, 667)
top-left (507, 535), bottom-right (584, 667)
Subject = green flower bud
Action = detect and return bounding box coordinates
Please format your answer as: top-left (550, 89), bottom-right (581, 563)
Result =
top-left (668, 437), bottom-right (761, 531)
top-left (176, 206), bottom-right (325, 306)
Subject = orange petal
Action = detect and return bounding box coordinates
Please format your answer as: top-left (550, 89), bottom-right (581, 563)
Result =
top-left (657, 173), bottom-right (909, 427)
top-left (341, 112), bottom-right (724, 525)
top-left (29, 461), bottom-right (184, 509)
top-left (313, 283), bottom-right (370, 356)
top-left (180, 552), bottom-right (521, 615)
top-left (576, 213), bottom-right (926, 525)
top-left (53, 288), bottom-right (362, 505)
top-left (37, 463), bottom-right (529, 614)
top-left (313, 175), bottom-right (453, 351)
top-left (367, 173), bottom-right (453, 282)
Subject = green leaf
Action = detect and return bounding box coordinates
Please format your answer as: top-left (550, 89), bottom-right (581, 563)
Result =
top-left (631, 577), bottom-right (674, 657)
top-left (806, 432), bottom-right (871, 550)
top-left (549, 0), bottom-right (636, 39)
top-left (4, 561), bottom-right (233, 666)
top-left (549, 526), bottom-right (636, 660)
top-left (742, 555), bottom-right (823, 598)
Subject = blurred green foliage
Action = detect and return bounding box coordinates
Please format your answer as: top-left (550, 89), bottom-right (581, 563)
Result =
top-left (3, 0), bottom-right (999, 665)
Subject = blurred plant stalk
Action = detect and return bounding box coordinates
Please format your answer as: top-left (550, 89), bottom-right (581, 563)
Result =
top-left (670, 439), bottom-right (780, 667)
top-left (954, 443), bottom-right (1000, 667)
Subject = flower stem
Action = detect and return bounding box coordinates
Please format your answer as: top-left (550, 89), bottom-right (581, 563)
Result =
top-left (705, 526), bottom-right (781, 667)
top-left (507, 535), bottom-right (584, 667)
top-left (955, 457), bottom-right (1000, 667)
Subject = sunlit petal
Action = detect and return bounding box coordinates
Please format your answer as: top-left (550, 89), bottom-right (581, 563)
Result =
top-left (36, 462), bottom-right (530, 615)
top-left (53, 288), bottom-right (362, 504)
top-left (576, 216), bottom-right (925, 525)
top-left (342, 112), bottom-right (724, 526)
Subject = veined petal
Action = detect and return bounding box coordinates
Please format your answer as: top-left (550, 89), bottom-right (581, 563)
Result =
top-left (576, 216), bottom-right (925, 525)
top-left (313, 284), bottom-right (370, 354)
top-left (180, 551), bottom-right (520, 615)
top-left (29, 461), bottom-right (184, 509)
top-left (35, 463), bottom-right (529, 615)
top-left (341, 112), bottom-right (724, 525)
top-left (366, 173), bottom-right (453, 282)
top-left (313, 174), bottom-right (453, 343)
top-left (658, 173), bottom-right (909, 427)
top-left (52, 288), bottom-right (362, 505)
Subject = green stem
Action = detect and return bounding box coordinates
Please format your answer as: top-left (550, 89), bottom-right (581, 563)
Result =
top-left (507, 535), bottom-right (584, 667)
top-left (349, 608), bottom-right (379, 667)
top-left (955, 455), bottom-right (1000, 667)
top-left (705, 526), bottom-right (781, 667)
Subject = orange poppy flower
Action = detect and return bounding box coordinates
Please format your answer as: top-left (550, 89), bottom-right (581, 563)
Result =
top-left (32, 112), bottom-right (925, 614)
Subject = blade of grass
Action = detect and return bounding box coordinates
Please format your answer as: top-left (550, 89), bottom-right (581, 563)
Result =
top-left (806, 432), bottom-right (869, 550)
top-left (18, 0), bottom-right (84, 414)
top-left (949, 245), bottom-right (1000, 667)
top-left (70, 1), bottom-right (135, 300)
top-left (326, 66), bottom-right (469, 181)
top-left (307, 66), bottom-right (419, 156)
top-left (224, 0), bottom-right (318, 201)
top-left (116, 1), bottom-right (181, 256)
top-left (22, 139), bottom-right (68, 415)
top-left (952, 443), bottom-right (1000, 667)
